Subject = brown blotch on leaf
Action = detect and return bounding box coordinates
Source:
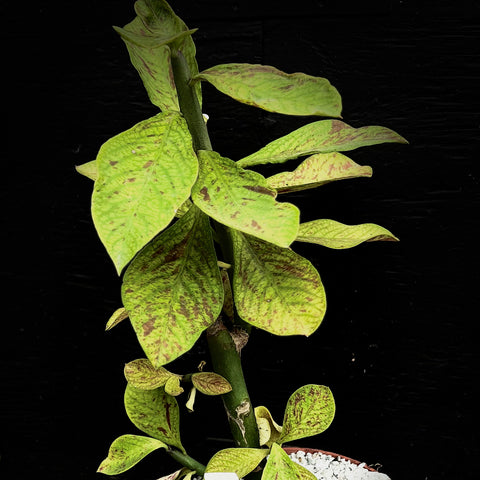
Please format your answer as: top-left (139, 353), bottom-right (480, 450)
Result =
top-left (243, 185), bottom-right (275, 196)
top-left (199, 186), bottom-right (210, 202)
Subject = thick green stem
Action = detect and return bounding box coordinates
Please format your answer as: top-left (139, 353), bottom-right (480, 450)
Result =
top-left (170, 47), bottom-right (260, 450)
top-left (167, 448), bottom-right (206, 475)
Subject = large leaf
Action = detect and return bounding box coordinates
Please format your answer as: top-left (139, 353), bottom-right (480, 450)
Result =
top-left (296, 219), bottom-right (399, 249)
top-left (266, 152), bottom-right (372, 193)
top-left (97, 434), bottom-right (168, 475)
top-left (92, 112), bottom-right (198, 274)
top-left (205, 448), bottom-right (268, 478)
top-left (194, 63), bottom-right (341, 117)
top-left (262, 443), bottom-right (316, 480)
top-left (279, 385), bottom-right (335, 444)
top-left (124, 358), bottom-right (176, 390)
top-left (230, 230), bottom-right (326, 336)
top-left (237, 120), bottom-right (407, 168)
top-left (122, 205), bottom-right (223, 367)
top-left (114, 0), bottom-right (201, 111)
top-left (192, 150), bottom-right (299, 248)
top-left (124, 384), bottom-right (185, 453)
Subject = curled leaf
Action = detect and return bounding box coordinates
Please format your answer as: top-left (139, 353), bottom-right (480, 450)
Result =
top-left (165, 375), bottom-right (184, 396)
top-left (255, 406), bottom-right (282, 447)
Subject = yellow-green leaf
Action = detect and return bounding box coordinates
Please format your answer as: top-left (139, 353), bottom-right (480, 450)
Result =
top-left (124, 358), bottom-right (175, 390)
top-left (262, 443), bottom-right (317, 480)
top-left (192, 150), bottom-right (299, 248)
top-left (191, 372), bottom-right (232, 395)
top-left (205, 448), bottom-right (268, 478)
top-left (115, 0), bottom-right (201, 111)
top-left (97, 434), bottom-right (168, 475)
top-left (124, 384), bottom-right (185, 453)
top-left (105, 307), bottom-right (129, 331)
top-left (122, 205), bottom-right (223, 367)
top-left (255, 406), bottom-right (283, 447)
top-left (230, 230), bottom-right (326, 336)
top-left (238, 120), bottom-right (407, 168)
top-left (266, 152), bottom-right (372, 193)
top-left (296, 219), bottom-right (399, 249)
top-left (92, 112), bottom-right (198, 274)
top-left (279, 385), bottom-right (335, 444)
top-left (165, 375), bottom-right (184, 396)
top-left (194, 63), bottom-right (341, 117)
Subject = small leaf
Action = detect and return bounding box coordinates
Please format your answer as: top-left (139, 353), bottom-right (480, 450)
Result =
top-left (261, 443), bottom-right (316, 480)
top-left (185, 387), bottom-right (197, 412)
top-left (156, 468), bottom-right (192, 480)
top-left (124, 384), bottom-right (185, 453)
top-left (75, 160), bottom-right (98, 181)
top-left (194, 63), bottom-right (341, 117)
top-left (122, 205), bottom-right (223, 367)
top-left (255, 406), bottom-right (282, 447)
top-left (296, 219), bottom-right (399, 249)
top-left (97, 434), bottom-right (167, 475)
top-left (105, 307), bottom-right (129, 331)
top-left (205, 448), bottom-right (268, 478)
top-left (230, 230), bottom-right (326, 336)
top-left (124, 358), bottom-right (174, 390)
top-left (266, 152), bottom-right (372, 193)
top-left (192, 372), bottom-right (232, 395)
top-left (237, 120), bottom-right (407, 168)
top-left (192, 150), bottom-right (299, 248)
top-left (165, 375), bottom-right (184, 396)
top-left (279, 385), bottom-right (335, 444)
top-left (92, 112), bottom-right (198, 274)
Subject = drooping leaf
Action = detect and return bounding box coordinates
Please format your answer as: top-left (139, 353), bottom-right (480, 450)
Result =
top-left (194, 63), bottom-right (341, 117)
top-left (191, 372), bottom-right (232, 395)
top-left (185, 387), bottom-right (197, 412)
top-left (114, 0), bottom-right (201, 111)
top-left (165, 375), bottom-right (184, 396)
top-left (124, 358), bottom-right (175, 390)
top-left (296, 219), bottom-right (399, 249)
top-left (105, 307), bottom-right (129, 331)
top-left (205, 448), bottom-right (268, 478)
top-left (262, 443), bottom-right (317, 480)
top-left (279, 385), bottom-right (335, 444)
top-left (237, 120), bottom-right (407, 168)
top-left (75, 160), bottom-right (98, 181)
top-left (124, 384), bottom-right (185, 453)
top-left (122, 205), bottom-right (223, 367)
top-left (266, 152), bottom-right (372, 193)
top-left (230, 230), bottom-right (326, 336)
top-left (92, 112), bottom-right (198, 274)
top-left (97, 434), bottom-right (168, 475)
top-left (255, 406), bottom-right (283, 447)
top-left (192, 150), bottom-right (299, 248)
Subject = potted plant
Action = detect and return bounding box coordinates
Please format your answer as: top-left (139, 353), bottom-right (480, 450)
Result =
top-left (76, 1), bottom-right (406, 478)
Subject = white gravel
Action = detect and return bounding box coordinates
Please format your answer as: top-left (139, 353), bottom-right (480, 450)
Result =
top-left (287, 450), bottom-right (391, 480)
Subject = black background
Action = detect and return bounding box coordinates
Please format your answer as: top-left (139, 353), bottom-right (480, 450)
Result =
top-left (3, 1), bottom-right (479, 479)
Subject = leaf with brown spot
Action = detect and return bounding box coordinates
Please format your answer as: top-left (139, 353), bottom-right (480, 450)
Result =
top-left (124, 384), bottom-right (185, 453)
top-left (194, 63), bottom-right (341, 117)
top-left (237, 120), bottom-right (407, 168)
top-left (124, 358), bottom-right (176, 390)
top-left (122, 205), bottom-right (223, 367)
top-left (266, 152), bottom-right (372, 193)
top-left (97, 434), bottom-right (168, 475)
top-left (230, 230), bottom-right (326, 336)
top-left (191, 372), bottom-right (232, 395)
top-left (192, 150), bottom-right (299, 248)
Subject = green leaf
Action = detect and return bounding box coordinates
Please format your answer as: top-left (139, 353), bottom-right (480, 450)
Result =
top-left (192, 150), bottom-right (299, 248)
top-left (266, 152), bottom-right (372, 193)
top-left (255, 406), bottom-right (283, 447)
top-left (165, 375), bottom-right (184, 396)
top-left (114, 0), bottom-right (201, 111)
top-left (105, 307), bottom-right (129, 331)
top-left (122, 205), bottom-right (223, 367)
top-left (124, 384), bottom-right (185, 453)
top-left (296, 219), bottom-right (399, 249)
top-left (230, 230), bottom-right (326, 336)
top-left (237, 120), bottom-right (407, 168)
top-left (205, 448), bottom-right (268, 478)
top-left (124, 358), bottom-right (175, 390)
top-left (97, 434), bottom-right (168, 475)
top-left (194, 63), bottom-right (341, 117)
top-left (191, 372), bottom-right (232, 395)
top-left (262, 443), bottom-right (317, 480)
top-left (92, 112), bottom-right (198, 274)
top-left (75, 160), bottom-right (98, 181)
top-left (279, 385), bottom-right (335, 444)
